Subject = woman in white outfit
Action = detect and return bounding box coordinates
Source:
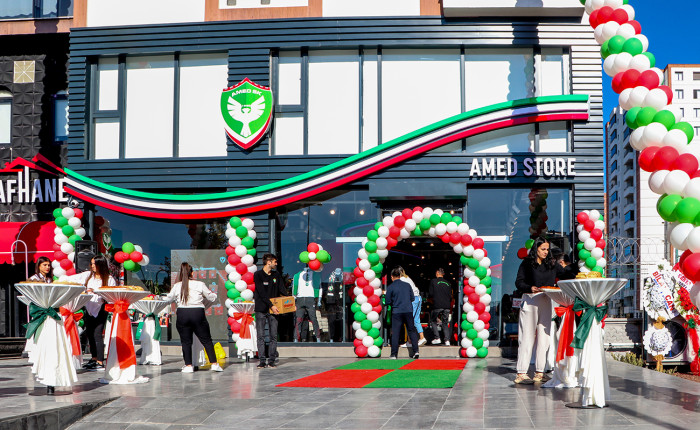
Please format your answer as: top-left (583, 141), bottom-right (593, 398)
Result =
top-left (61, 255), bottom-right (116, 370)
top-left (166, 262), bottom-right (223, 373)
top-left (29, 256), bottom-right (53, 283)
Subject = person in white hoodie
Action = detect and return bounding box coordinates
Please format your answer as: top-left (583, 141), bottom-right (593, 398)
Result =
top-left (166, 262), bottom-right (223, 373)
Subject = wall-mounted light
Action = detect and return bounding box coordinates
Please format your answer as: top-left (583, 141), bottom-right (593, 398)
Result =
top-left (359, 209), bottom-right (365, 215)
top-left (411, 242), bottom-right (416, 247)
top-left (330, 209), bottom-right (336, 215)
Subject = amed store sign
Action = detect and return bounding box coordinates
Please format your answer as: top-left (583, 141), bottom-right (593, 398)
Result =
top-left (469, 157), bottom-right (576, 178)
top-left (0, 156), bottom-right (68, 204)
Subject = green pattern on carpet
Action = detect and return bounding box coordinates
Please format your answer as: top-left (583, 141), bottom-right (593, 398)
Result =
top-left (336, 359), bottom-right (413, 370)
top-left (363, 369), bottom-right (463, 388)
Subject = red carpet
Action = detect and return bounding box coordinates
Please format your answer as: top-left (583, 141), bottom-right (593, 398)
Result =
top-left (276, 369), bottom-right (392, 388)
top-left (399, 359), bottom-right (468, 370)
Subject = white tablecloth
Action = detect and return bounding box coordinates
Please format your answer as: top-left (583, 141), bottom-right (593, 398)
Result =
top-left (61, 294), bottom-right (94, 370)
top-left (131, 300), bottom-right (169, 365)
top-left (18, 296), bottom-right (35, 364)
top-left (542, 289), bottom-right (579, 389)
top-left (230, 302), bottom-right (256, 359)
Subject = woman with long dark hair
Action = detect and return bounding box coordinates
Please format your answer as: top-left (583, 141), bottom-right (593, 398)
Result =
top-left (166, 262), bottom-right (222, 373)
top-left (29, 256), bottom-right (53, 283)
top-left (61, 255), bottom-right (116, 370)
top-left (513, 237), bottom-right (577, 384)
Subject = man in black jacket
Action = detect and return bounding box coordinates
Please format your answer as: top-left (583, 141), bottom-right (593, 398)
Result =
top-left (253, 253), bottom-right (286, 368)
top-left (386, 267), bottom-right (419, 359)
top-left (429, 268), bottom-right (453, 345)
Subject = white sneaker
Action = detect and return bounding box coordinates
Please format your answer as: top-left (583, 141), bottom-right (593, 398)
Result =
top-left (210, 363), bottom-right (224, 372)
top-left (444, 341), bottom-right (451, 346)
top-left (390, 356), bottom-right (397, 359)
top-left (401, 343), bottom-right (411, 348)
top-left (431, 339), bottom-right (441, 345)
top-left (181, 365), bottom-right (194, 373)
top-left (418, 338), bottom-right (427, 346)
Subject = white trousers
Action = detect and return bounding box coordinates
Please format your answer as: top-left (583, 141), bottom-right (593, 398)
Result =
top-left (516, 292), bottom-right (552, 374)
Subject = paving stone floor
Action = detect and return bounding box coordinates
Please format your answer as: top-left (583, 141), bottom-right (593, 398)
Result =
top-left (0, 354), bottom-right (699, 429)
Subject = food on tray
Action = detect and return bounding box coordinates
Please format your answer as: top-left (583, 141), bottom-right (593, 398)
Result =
top-left (540, 286), bottom-right (561, 290)
top-left (576, 271), bottom-right (603, 280)
top-left (98, 285), bottom-right (145, 291)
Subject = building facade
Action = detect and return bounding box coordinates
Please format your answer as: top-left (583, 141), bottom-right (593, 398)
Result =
top-left (665, 65), bottom-right (700, 143)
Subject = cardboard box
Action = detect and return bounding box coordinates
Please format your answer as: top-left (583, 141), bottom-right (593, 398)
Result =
top-left (269, 296), bottom-right (296, 314)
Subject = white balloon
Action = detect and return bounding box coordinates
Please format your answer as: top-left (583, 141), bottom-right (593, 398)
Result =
top-left (686, 228), bottom-right (700, 253)
top-left (642, 122), bottom-right (668, 147)
top-left (689, 283), bottom-right (700, 310)
top-left (603, 0), bottom-right (622, 7)
top-left (353, 286), bottom-right (362, 297)
top-left (663, 128), bottom-right (690, 150)
top-left (603, 55), bottom-right (617, 77)
top-left (248, 230), bottom-right (257, 240)
top-left (225, 228), bottom-right (235, 239)
top-left (372, 321), bottom-right (382, 329)
top-left (356, 293), bottom-right (368, 305)
top-left (578, 230), bottom-right (591, 242)
top-left (235, 245), bottom-right (248, 257)
top-left (473, 320), bottom-right (486, 331)
top-left (54, 227), bottom-right (62, 235)
top-left (618, 88), bottom-right (634, 111)
top-left (235, 280), bottom-right (247, 292)
top-left (612, 50), bottom-right (631, 74)
top-left (628, 54), bottom-right (651, 73)
top-left (422, 207), bottom-right (434, 218)
top-left (367, 311), bottom-right (379, 323)
top-left (60, 242), bottom-right (74, 254)
top-left (376, 237), bottom-right (388, 249)
top-left (363, 270), bottom-right (376, 281)
top-left (399, 228), bottom-right (410, 239)
top-left (461, 338), bottom-right (472, 349)
top-left (68, 217), bottom-right (81, 228)
top-left (663, 170), bottom-right (691, 196)
top-left (242, 218), bottom-right (254, 230)
top-left (225, 299), bottom-right (234, 309)
top-left (463, 245), bottom-right (474, 257)
top-left (446, 222), bottom-right (458, 234)
top-left (54, 234), bottom-right (68, 244)
top-left (428, 227), bottom-right (436, 237)
top-left (478, 329), bottom-right (490, 340)
top-left (683, 178), bottom-right (700, 200)
top-left (370, 278), bottom-right (382, 288)
top-left (651, 67), bottom-right (665, 86)
top-left (670, 223), bottom-right (694, 250)
top-left (596, 258), bottom-right (607, 268)
top-left (228, 236), bottom-right (242, 247)
top-left (463, 268), bottom-right (475, 278)
top-left (358, 248), bottom-right (369, 260)
top-left (374, 288), bottom-right (383, 297)
top-left (644, 88), bottom-right (670, 110)
top-left (308, 252), bottom-right (316, 261)
top-left (377, 226), bottom-right (390, 238)
top-left (229, 271), bottom-right (241, 282)
top-left (475, 284), bottom-right (487, 295)
top-left (457, 223), bottom-right (469, 235)
top-left (377, 249), bottom-right (389, 259)
top-left (352, 321), bottom-right (361, 331)
top-left (615, 23), bottom-right (636, 40)
top-left (629, 126), bottom-right (646, 150)
top-left (619, 4), bottom-right (635, 20)
top-left (434, 209), bottom-right (444, 217)
top-left (61, 207), bottom-right (75, 218)
top-left (463, 302), bottom-right (474, 313)
top-left (141, 255), bottom-right (150, 266)
top-left (392, 211), bottom-right (402, 218)
top-left (248, 264), bottom-right (257, 273)
top-left (667, 105), bottom-right (683, 123)
top-left (355, 329), bottom-right (367, 340)
top-left (480, 294), bottom-right (492, 305)
top-left (435, 224), bottom-right (447, 236)
top-left (68, 251), bottom-right (75, 262)
top-left (53, 267), bottom-right (66, 277)
top-left (466, 311), bottom-right (479, 323)
top-left (649, 170), bottom-right (670, 194)
top-left (594, 220), bottom-right (605, 230)
top-left (404, 219), bottom-right (417, 232)
top-left (591, 248), bottom-right (604, 260)
top-left (241, 254), bottom-right (254, 266)
top-left (368, 345), bottom-right (381, 357)
top-left (633, 34), bottom-right (649, 52)
top-left (593, 24), bottom-right (606, 45)
top-left (466, 346), bottom-right (478, 358)
top-left (362, 336), bottom-right (374, 348)
top-left (479, 257), bottom-right (491, 268)
top-left (584, 238), bottom-right (597, 251)
top-left (133, 244), bottom-right (143, 253)
top-left (576, 224), bottom-right (584, 233)
top-left (74, 227), bottom-right (86, 238)
top-left (629, 86), bottom-right (650, 108)
top-left (411, 211), bottom-right (424, 223)
top-left (453, 244), bottom-right (463, 254)
top-left (361, 302), bottom-right (372, 314)
top-left (473, 249), bottom-right (485, 261)
top-left (467, 229), bottom-right (478, 239)
top-left (382, 216), bottom-right (394, 228)
top-left (580, 266), bottom-right (590, 273)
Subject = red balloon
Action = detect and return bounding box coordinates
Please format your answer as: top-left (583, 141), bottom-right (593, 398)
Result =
top-left (464, 286), bottom-right (475, 295)
top-left (621, 69), bottom-right (641, 91)
top-left (576, 211), bottom-right (589, 224)
top-left (225, 246), bottom-right (235, 256)
top-left (590, 229), bottom-right (603, 241)
top-left (114, 251), bottom-right (128, 263)
top-left (596, 6), bottom-right (614, 25)
top-left (638, 146), bottom-right (660, 172)
top-left (363, 285), bottom-right (374, 296)
top-left (450, 232), bottom-right (461, 244)
top-left (356, 277), bottom-right (368, 287)
top-left (65, 268), bottom-right (76, 276)
top-left (611, 72), bottom-right (625, 94)
top-left (386, 237), bottom-right (398, 249)
top-left (93, 216), bottom-right (105, 227)
top-left (459, 348), bottom-right (468, 358)
top-left (73, 208), bottom-right (83, 219)
top-left (393, 216), bottom-right (406, 228)
top-left (368, 295), bottom-right (381, 306)
top-left (682, 253), bottom-right (700, 282)
top-left (474, 302), bottom-right (486, 314)
top-left (638, 69), bottom-right (660, 90)
top-left (472, 238), bottom-right (484, 249)
top-left (353, 267), bottom-right (364, 278)
top-left (308, 260), bottom-right (321, 271)
top-left (52, 243), bottom-right (61, 252)
top-left (588, 9), bottom-right (600, 28)
top-left (355, 345), bottom-right (368, 357)
top-left (413, 206), bottom-right (423, 213)
top-left (652, 146), bottom-right (680, 171)
top-left (679, 249), bottom-right (693, 269)
top-left (672, 153), bottom-right (699, 176)
top-left (54, 251), bottom-right (67, 260)
top-left (483, 322), bottom-right (490, 330)
top-left (468, 293), bottom-right (480, 304)
top-left (247, 284), bottom-right (255, 293)
top-left (692, 170), bottom-right (700, 179)
top-left (228, 254), bottom-right (241, 265)
top-left (401, 208), bottom-right (413, 220)
top-left (596, 239), bottom-right (606, 249)
top-left (440, 234), bottom-right (451, 244)
top-left (628, 20), bottom-right (641, 34)
top-left (353, 338), bottom-right (363, 348)
top-left (461, 234), bottom-right (472, 246)
top-left (388, 226), bottom-right (401, 238)
top-left (482, 249), bottom-right (488, 258)
top-left (479, 312), bottom-right (491, 322)
top-left (584, 220), bottom-right (595, 231)
top-left (372, 304), bottom-right (383, 313)
top-left (658, 85), bottom-right (673, 104)
top-left (60, 258), bottom-right (72, 270)
top-left (236, 263), bottom-right (248, 275)
top-left (611, 8), bottom-right (628, 24)
top-left (242, 272), bottom-right (254, 283)
top-left (516, 248), bottom-right (528, 259)
top-left (130, 251), bottom-right (143, 263)
top-left (307, 242), bottom-right (320, 253)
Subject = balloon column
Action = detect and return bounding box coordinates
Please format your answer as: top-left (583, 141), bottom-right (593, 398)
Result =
top-left (351, 207), bottom-right (492, 359)
top-left (299, 243), bottom-right (332, 271)
top-left (575, 210), bottom-right (606, 275)
top-left (51, 207), bottom-right (86, 277)
top-left (517, 189), bottom-right (548, 259)
top-left (583, 0), bottom-right (700, 284)
top-left (114, 242), bottom-right (150, 272)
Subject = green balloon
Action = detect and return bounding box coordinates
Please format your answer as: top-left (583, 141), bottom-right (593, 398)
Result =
top-left (68, 234), bottom-right (81, 246)
top-left (625, 106), bottom-right (642, 129)
top-left (367, 230), bottom-right (379, 241)
top-left (657, 194), bottom-right (683, 222)
top-left (411, 226), bottom-right (422, 236)
top-left (461, 313), bottom-right (467, 321)
top-left (475, 266), bottom-right (487, 279)
top-left (233, 297), bottom-right (244, 303)
top-left (467, 258), bottom-right (479, 270)
top-left (317, 250), bottom-right (331, 263)
top-left (466, 329), bottom-right (478, 340)
top-left (368, 328), bottom-right (380, 338)
top-left (123, 260), bottom-right (136, 271)
top-left (235, 226), bottom-right (248, 239)
top-left (371, 263), bottom-right (383, 274)
top-left (440, 213), bottom-right (452, 224)
top-left (374, 222), bottom-right (383, 230)
top-left (477, 347), bottom-right (489, 358)
top-left (592, 266), bottom-right (605, 276)
top-left (242, 236), bottom-right (255, 249)
top-left (635, 106), bottom-right (657, 127)
top-left (299, 251), bottom-right (310, 263)
top-left (525, 239), bottom-right (535, 249)
top-left (227, 288), bottom-right (240, 300)
top-left (486, 287), bottom-right (491, 295)
top-left (360, 319), bottom-right (372, 331)
top-left (351, 302), bottom-right (360, 313)
top-left (419, 219), bottom-right (431, 231)
top-left (585, 257), bottom-right (597, 269)
top-left (622, 37), bottom-right (643, 56)
top-left (579, 249), bottom-right (591, 261)
top-left (354, 311), bottom-right (367, 322)
top-left (600, 40), bottom-right (611, 59)
top-left (122, 242), bottom-right (135, 254)
top-left (577, 242), bottom-right (584, 251)
top-left (367, 253), bottom-right (379, 265)
top-left (52, 208), bottom-right (63, 219)
top-left (225, 281), bottom-right (235, 290)
top-left (607, 35), bottom-right (626, 54)
top-left (61, 225), bottom-right (74, 236)
top-left (131, 262), bottom-right (141, 272)
top-left (453, 216), bottom-right (463, 225)
top-left (653, 110), bottom-right (676, 130)
top-left (642, 51), bottom-right (656, 68)
top-left (461, 320), bottom-right (470, 330)
top-left (472, 337), bottom-right (484, 349)
top-left (672, 122), bottom-right (694, 143)
top-left (55, 216), bottom-right (68, 227)
top-left (247, 248), bottom-right (256, 257)
top-left (374, 336), bottom-right (383, 347)
top-left (460, 255), bottom-right (469, 266)
top-left (429, 214), bottom-right (441, 225)
top-left (229, 216), bottom-right (242, 228)
top-left (364, 241), bottom-right (378, 253)
top-left (676, 197), bottom-right (700, 224)
top-left (482, 277), bottom-right (492, 287)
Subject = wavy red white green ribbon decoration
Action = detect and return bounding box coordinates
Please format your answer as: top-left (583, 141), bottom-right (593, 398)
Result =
top-left (584, 0), bottom-right (700, 281)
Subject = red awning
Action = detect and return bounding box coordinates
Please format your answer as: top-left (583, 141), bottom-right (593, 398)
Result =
top-left (0, 221), bottom-right (55, 265)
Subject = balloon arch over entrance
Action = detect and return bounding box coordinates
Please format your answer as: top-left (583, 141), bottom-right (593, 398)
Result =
top-left (350, 207), bottom-right (492, 358)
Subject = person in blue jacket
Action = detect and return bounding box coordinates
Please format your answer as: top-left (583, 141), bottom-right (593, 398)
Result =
top-left (385, 267), bottom-right (419, 359)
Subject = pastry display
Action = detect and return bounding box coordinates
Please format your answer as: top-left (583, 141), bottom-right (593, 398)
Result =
top-left (576, 271), bottom-right (603, 280)
top-left (540, 286), bottom-right (561, 290)
top-left (98, 285), bottom-right (145, 291)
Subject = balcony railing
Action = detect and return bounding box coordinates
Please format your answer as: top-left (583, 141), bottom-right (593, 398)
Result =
top-left (0, 0), bottom-right (72, 20)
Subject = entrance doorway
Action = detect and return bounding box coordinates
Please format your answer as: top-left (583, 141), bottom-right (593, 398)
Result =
top-left (383, 238), bottom-right (461, 345)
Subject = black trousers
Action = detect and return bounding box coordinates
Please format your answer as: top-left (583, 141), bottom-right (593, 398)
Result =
top-left (430, 308), bottom-right (452, 342)
top-left (83, 304), bottom-right (108, 362)
top-left (391, 312), bottom-right (418, 357)
top-left (255, 312), bottom-right (278, 363)
top-left (326, 304), bottom-right (342, 341)
top-left (295, 297), bottom-right (321, 341)
top-left (176, 308), bottom-right (217, 366)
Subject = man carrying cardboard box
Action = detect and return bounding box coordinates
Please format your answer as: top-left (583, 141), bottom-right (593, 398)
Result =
top-left (253, 253), bottom-right (286, 368)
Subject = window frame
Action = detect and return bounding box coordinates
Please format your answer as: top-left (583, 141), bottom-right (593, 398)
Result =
top-left (0, 0), bottom-right (73, 19)
top-left (676, 89), bottom-right (685, 99)
top-left (675, 71), bottom-right (684, 81)
top-left (0, 90), bottom-right (11, 146)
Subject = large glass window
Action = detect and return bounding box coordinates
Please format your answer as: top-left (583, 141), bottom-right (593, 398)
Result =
top-left (0, 0), bottom-right (72, 19)
top-left (53, 91), bottom-right (68, 142)
top-left (464, 48), bottom-right (535, 110)
top-left (466, 187), bottom-right (571, 344)
top-left (0, 90), bottom-right (11, 145)
top-left (90, 53), bottom-right (228, 160)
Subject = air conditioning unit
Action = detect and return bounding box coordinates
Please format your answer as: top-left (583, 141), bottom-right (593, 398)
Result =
top-left (645, 314), bottom-right (691, 364)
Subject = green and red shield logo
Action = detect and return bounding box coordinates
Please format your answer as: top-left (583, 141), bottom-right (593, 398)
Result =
top-left (221, 78), bottom-right (273, 150)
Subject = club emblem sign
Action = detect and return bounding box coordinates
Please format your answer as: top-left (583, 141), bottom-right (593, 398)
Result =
top-left (220, 78), bottom-right (274, 150)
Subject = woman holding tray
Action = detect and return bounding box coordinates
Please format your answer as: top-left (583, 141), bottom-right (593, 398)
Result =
top-left (514, 237), bottom-right (577, 384)
top-left (166, 262), bottom-right (223, 373)
top-left (61, 255), bottom-right (116, 370)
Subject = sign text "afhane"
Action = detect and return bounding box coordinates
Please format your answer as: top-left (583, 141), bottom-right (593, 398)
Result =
top-left (0, 166), bottom-right (67, 204)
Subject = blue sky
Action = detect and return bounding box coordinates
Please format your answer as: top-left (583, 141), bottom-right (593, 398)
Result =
top-left (601, 0), bottom-right (700, 119)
